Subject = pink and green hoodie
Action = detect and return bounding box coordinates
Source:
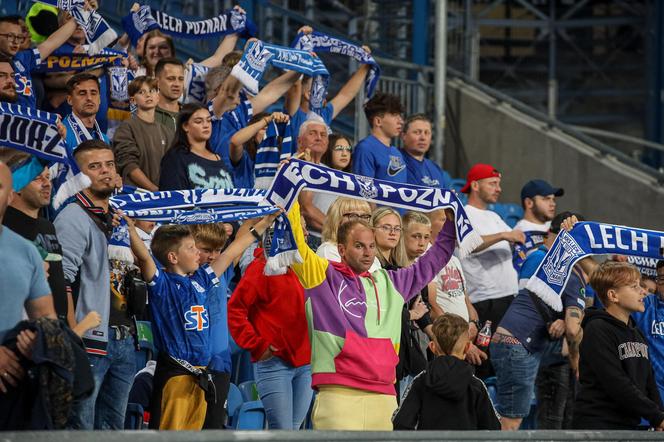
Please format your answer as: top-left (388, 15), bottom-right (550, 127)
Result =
top-left (287, 203), bottom-right (457, 395)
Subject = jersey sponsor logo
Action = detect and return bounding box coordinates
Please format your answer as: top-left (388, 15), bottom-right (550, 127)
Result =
top-left (618, 341), bottom-right (649, 360)
top-left (652, 320), bottom-right (664, 337)
top-left (191, 280), bottom-right (205, 293)
top-left (387, 155), bottom-right (405, 176)
top-left (421, 176), bottom-right (440, 187)
top-left (14, 74), bottom-right (33, 97)
top-left (184, 305), bottom-right (209, 331)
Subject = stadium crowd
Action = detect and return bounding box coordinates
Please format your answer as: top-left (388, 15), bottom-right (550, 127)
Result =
top-left (0, 0), bottom-right (663, 433)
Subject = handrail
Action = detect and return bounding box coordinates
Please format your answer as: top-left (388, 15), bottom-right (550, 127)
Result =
top-left (571, 126), bottom-right (664, 154)
top-left (446, 67), bottom-right (664, 184)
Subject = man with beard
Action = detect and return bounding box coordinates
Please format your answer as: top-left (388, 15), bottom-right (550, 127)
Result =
top-left (0, 56), bottom-right (16, 103)
top-left (459, 163), bottom-right (525, 377)
top-left (62, 72), bottom-right (109, 151)
top-left (515, 179), bottom-right (564, 233)
top-left (55, 141), bottom-right (135, 429)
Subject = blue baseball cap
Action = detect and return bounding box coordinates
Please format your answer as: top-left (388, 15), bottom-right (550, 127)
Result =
top-left (520, 179), bottom-right (564, 201)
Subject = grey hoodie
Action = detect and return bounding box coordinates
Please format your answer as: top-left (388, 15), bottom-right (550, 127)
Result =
top-left (55, 202), bottom-right (111, 355)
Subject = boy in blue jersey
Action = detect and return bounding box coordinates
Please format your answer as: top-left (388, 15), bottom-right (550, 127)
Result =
top-left (633, 260), bottom-right (664, 402)
top-left (352, 92), bottom-right (407, 183)
top-left (189, 223), bottom-right (234, 429)
top-left (125, 212), bottom-right (280, 430)
top-left (400, 114), bottom-right (452, 189)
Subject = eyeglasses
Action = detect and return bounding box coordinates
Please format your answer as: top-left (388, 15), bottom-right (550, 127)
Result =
top-left (376, 225), bottom-right (402, 233)
top-left (0, 33), bottom-right (26, 44)
top-left (343, 212), bottom-right (371, 221)
top-left (333, 145), bottom-right (352, 152)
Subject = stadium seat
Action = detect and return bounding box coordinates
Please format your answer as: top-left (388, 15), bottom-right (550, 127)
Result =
top-left (232, 350), bottom-right (255, 385)
top-left (238, 380), bottom-right (259, 402)
top-left (226, 383), bottom-right (244, 428)
top-left (449, 178), bottom-right (466, 193)
top-left (124, 402), bottom-right (144, 430)
top-left (234, 400), bottom-right (267, 430)
top-left (134, 320), bottom-right (156, 373)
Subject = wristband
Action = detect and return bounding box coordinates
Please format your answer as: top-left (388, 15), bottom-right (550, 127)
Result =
top-left (469, 319), bottom-right (481, 329)
top-left (249, 226), bottom-right (262, 242)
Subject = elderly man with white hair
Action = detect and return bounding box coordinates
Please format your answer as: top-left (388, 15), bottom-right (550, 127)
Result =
top-left (297, 114), bottom-right (331, 248)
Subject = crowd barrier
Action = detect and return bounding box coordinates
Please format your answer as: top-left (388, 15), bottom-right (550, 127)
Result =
top-left (1, 431), bottom-right (663, 441)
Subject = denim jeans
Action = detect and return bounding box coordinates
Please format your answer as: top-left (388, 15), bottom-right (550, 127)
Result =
top-left (490, 339), bottom-right (541, 418)
top-left (254, 357), bottom-right (313, 429)
top-left (68, 336), bottom-right (136, 429)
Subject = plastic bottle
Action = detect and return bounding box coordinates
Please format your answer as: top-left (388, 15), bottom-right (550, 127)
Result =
top-left (475, 320), bottom-right (492, 351)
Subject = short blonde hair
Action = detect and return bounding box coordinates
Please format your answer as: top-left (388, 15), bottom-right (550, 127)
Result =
top-left (590, 261), bottom-right (641, 306)
top-left (322, 197), bottom-right (372, 243)
top-left (189, 223), bottom-right (227, 250)
top-left (403, 211), bottom-right (431, 232)
top-left (371, 207), bottom-right (408, 268)
top-left (432, 313), bottom-right (469, 355)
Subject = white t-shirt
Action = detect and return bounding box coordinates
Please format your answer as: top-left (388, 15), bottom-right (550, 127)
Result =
top-left (316, 241), bottom-right (382, 273)
top-left (460, 205), bottom-right (519, 303)
top-left (514, 218), bottom-right (550, 232)
top-left (432, 255), bottom-right (469, 320)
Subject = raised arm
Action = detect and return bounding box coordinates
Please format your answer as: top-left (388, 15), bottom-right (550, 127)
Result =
top-left (210, 211), bottom-right (281, 278)
top-left (251, 71), bottom-right (301, 115)
top-left (201, 33), bottom-right (239, 68)
top-left (283, 78), bottom-right (302, 116)
top-left (125, 216), bottom-right (157, 282)
top-left (229, 112), bottom-right (289, 164)
top-left (473, 230), bottom-right (525, 253)
top-left (37, 18), bottom-right (77, 59)
top-left (388, 213), bottom-right (456, 302)
top-left (329, 64), bottom-right (370, 119)
top-left (286, 201), bottom-right (328, 289)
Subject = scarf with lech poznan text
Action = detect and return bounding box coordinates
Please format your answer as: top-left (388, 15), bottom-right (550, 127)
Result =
top-left (121, 5), bottom-right (256, 46)
top-left (265, 159), bottom-right (482, 257)
top-left (526, 222), bottom-right (664, 311)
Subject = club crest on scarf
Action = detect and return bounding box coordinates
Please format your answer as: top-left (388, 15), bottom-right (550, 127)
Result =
top-left (541, 231), bottom-right (585, 286)
top-left (357, 176), bottom-right (378, 199)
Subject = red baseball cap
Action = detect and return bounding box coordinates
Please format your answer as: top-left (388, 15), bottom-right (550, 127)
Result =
top-left (460, 163), bottom-right (501, 193)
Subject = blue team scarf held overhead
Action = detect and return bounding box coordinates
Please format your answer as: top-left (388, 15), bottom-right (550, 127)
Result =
top-left (513, 230), bottom-right (547, 271)
top-left (0, 103), bottom-right (89, 194)
top-left (231, 40), bottom-right (329, 109)
top-left (265, 159), bottom-right (483, 257)
top-left (109, 188), bottom-right (300, 274)
top-left (292, 31), bottom-right (381, 101)
top-left (626, 256), bottom-right (660, 278)
top-left (254, 120), bottom-right (295, 190)
top-left (35, 48), bottom-right (126, 73)
top-left (36, 0), bottom-right (119, 55)
top-left (526, 222), bottom-right (664, 312)
top-left (121, 5), bottom-right (256, 47)
top-left (183, 63), bottom-right (210, 105)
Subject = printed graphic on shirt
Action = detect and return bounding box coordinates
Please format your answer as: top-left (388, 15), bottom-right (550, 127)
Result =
top-left (387, 155), bottom-right (406, 177)
top-left (438, 266), bottom-right (464, 299)
top-left (184, 305), bottom-right (209, 331)
top-left (652, 320), bottom-right (664, 337)
top-left (110, 259), bottom-right (130, 313)
top-left (187, 163), bottom-right (233, 189)
top-left (618, 342), bottom-right (649, 360)
top-left (421, 176), bottom-right (440, 187)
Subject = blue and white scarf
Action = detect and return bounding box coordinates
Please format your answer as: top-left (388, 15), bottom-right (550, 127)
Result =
top-left (52, 113), bottom-right (105, 209)
top-left (183, 62), bottom-right (209, 105)
top-left (292, 31), bottom-right (381, 101)
top-left (526, 222), bottom-right (664, 311)
top-left (34, 48), bottom-right (126, 73)
top-left (121, 6), bottom-right (256, 47)
top-left (231, 40), bottom-right (329, 108)
top-left (37, 0), bottom-right (119, 55)
top-left (109, 188), bottom-right (300, 274)
top-left (626, 256), bottom-right (660, 278)
top-left (513, 230), bottom-right (547, 271)
top-left (265, 159), bottom-right (483, 257)
top-left (254, 120), bottom-right (295, 190)
top-left (0, 103), bottom-right (89, 197)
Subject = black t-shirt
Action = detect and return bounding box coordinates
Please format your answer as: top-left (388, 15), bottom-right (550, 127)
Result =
top-left (159, 146), bottom-right (234, 190)
top-left (3, 206), bottom-right (68, 320)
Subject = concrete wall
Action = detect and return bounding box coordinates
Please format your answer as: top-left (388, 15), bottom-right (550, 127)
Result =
top-left (443, 78), bottom-right (664, 231)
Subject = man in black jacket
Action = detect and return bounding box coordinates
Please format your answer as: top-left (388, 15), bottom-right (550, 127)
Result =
top-left (573, 260), bottom-right (664, 430)
top-left (392, 313), bottom-right (500, 430)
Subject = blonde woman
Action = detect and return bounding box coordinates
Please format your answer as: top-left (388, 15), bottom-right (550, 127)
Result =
top-left (316, 197), bottom-right (381, 272)
top-left (371, 207), bottom-right (408, 269)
